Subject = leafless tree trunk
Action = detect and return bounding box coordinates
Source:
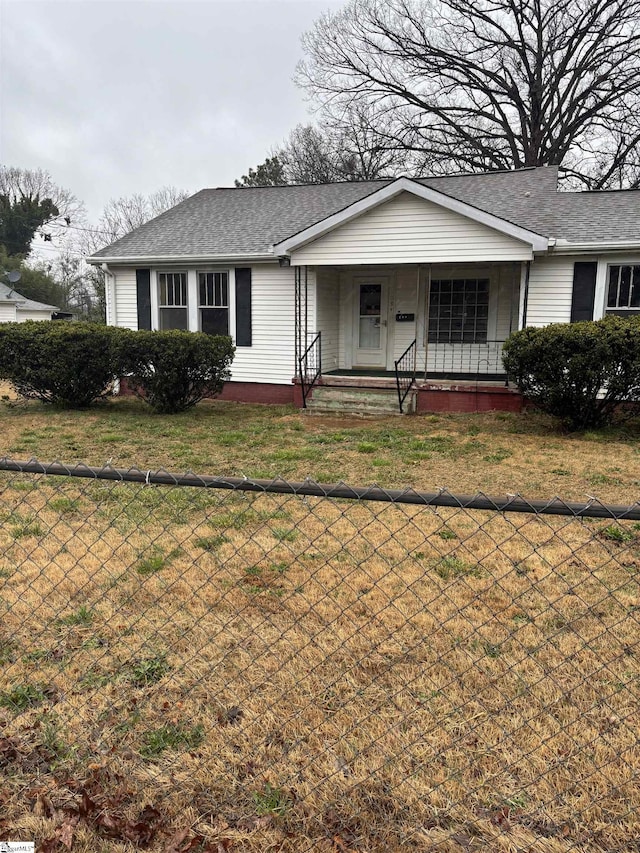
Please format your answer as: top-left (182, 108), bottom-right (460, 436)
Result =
top-left (297, 0), bottom-right (640, 188)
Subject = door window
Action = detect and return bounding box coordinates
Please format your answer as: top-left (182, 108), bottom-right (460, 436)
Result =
top-left (359, 284), bottom-right (382, 349)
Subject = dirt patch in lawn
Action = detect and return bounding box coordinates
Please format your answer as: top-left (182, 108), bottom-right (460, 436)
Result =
top-left (1, 470), bottom-right (639, 851)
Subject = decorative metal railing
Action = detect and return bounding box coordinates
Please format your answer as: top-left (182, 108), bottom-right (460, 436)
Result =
top-left (298, 332), bottom-right (322, 408)
top-left (426, 339), bottom-right (507, 381)
top-left (394, 338), bottom-right (417, 413)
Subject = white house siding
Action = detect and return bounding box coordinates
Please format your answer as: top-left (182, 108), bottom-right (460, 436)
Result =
top-left (526, 256), bottom-right (582, 327)
top-left (315, 268), bottom-right (339, 372)
top-left (392, 267), bottom-right (421, 363)
top-left (492, 263), bottom-right (520, 339)
top-left (108, 263), bottom-right (298, 385)
top-left (231, 264), bottom-right (298, 384)
top-left (0, 304), bottom-right (17, 323)
top-left (17, 310), bottom-right (54, 322)
top-left (290, 192), bottom-right (534, 266)
top-left (337, 271), bottom-right (351, 369)
top-left (113, 268), bottom-right (139, 330)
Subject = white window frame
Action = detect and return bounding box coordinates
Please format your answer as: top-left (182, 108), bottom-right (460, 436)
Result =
top-left (594, 256), bottom-right (640, 320)
top-left (605, 262), bottom-right (640, 313)
top-left (151, 267), bottom-right (236, 338)
top-left (156, 270), bottom-right (189, 330)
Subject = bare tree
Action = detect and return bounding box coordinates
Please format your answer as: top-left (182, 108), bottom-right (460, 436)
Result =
top-left (237, 107), bottom-right (404, 189)
top-left (97, 186), bottom-right (190, 243)
top-left (297, 0), bottom-right (640, 188)
top-left (78, 186), bottom-right (190, 322)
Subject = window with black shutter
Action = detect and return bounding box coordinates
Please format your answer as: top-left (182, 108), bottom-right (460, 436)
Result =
top-left (158, 272), bottom-right (188, 330)
top-left (198, 271), bottom-right (229, 335)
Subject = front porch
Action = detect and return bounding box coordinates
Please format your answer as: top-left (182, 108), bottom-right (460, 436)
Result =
top-left (294, 262), bottom-right (524, 414)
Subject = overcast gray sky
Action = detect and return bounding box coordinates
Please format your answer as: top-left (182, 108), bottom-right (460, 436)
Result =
top-left (0, 0), bottom-right (341, 221)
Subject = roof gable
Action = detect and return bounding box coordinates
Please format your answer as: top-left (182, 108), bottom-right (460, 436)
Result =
top-left (273, 177), bottom-right (549, 257)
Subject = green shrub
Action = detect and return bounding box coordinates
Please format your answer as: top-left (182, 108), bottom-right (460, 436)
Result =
top-left (119, 330), bottom-right (234, 414)
top-left (502, 317), bottom-right (640, 430)
top-left (0, 321), bottom-right (126, 407)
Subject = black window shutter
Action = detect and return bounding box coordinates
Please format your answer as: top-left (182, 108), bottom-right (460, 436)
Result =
top-left (235, 267), bottom-right (252, 346)
top-left (136, 269), bottom-right (152, 330)
top-left (570, 262), bottom-right (597, 323)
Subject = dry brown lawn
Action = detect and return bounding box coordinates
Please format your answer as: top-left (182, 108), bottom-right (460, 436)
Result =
top-left (1, 470), bottom-right (639, 851)
top-left (1, 399), bottom-right (639, 851)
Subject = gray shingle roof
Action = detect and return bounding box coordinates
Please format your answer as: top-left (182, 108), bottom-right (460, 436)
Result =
top-left (0, 282), bottom-right (58, 312)
top-left (89, 166), bottom-right (640, 260)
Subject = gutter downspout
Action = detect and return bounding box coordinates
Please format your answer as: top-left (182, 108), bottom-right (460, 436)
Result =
top-left (101, 263), bottom-right (116, 327)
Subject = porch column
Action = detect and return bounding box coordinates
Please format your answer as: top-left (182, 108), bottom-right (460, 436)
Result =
top-left (294, 265), bottom-right (311, 379)
top-left (518, 261), bottom-right (531, 329)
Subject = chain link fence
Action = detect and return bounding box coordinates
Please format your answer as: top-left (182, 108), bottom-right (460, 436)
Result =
top-left (0, 457), bottom-right (639, 852)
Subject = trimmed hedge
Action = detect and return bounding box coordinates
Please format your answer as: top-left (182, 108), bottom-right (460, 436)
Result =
top-left (0, 321), bottom-right (126, 408)
top-left (119, 329), bottom-right (234, 413)
top-left (502, 316), bottom-right (640, 430)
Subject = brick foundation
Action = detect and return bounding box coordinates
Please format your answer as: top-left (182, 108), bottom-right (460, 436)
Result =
top-left (218, 382), bottom-right (296, 405)
top-left (119, 377), bottom-right (521, 413)
top-left (416, 383), bottom-right (523, 414)
top-left (119, 378), bottom-right (296, 406)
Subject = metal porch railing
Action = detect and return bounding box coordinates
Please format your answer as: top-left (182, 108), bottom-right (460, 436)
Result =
top-left (298, 332), bottom-right (322, 408)
top-left (394, 338), bottom-right (417, 413)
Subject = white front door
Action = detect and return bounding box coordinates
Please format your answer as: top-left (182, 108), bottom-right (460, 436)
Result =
top-left (353, 277), bottom-right (389, 368)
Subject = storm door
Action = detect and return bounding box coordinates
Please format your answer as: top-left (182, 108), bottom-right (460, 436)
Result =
top-left (353, 278), bottom-right (389, 368)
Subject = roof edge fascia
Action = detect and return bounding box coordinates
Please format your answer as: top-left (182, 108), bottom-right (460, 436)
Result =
top-left (20, 303), bottom-right (60, 311)
top-left (273, 177), bottom-right (550, 255)
top-left (552, 240), bottom-right (640, 255)
top-left (86, 253), bottom-right (278, 266)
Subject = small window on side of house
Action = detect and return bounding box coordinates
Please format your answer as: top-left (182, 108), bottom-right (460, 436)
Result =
top-left (198, 271), bottom-right (229, 335)
top-left (606, 265), bottom-right (640, 315)
top-left (158, 272), bottom-right (188, 330)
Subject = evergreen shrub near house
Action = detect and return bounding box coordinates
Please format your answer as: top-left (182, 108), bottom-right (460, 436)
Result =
top-left (502, 316), bottom-right (640, 431)
top-left (0, 321), bottom-right (126, 407)
top-left (118, 330), bottom-right (235, 414)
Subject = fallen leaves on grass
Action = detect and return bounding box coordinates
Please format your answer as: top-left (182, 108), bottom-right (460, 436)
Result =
top-left (37, 769), bottom-right (164, 851)
top-left (163, 830), bottom-right (235, 852)
top-left (216, 705), bottom-right (243, 726)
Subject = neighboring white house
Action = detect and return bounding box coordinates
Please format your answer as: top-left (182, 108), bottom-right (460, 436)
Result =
top-left (86, 166), bottom-right (640, 413)
top-left (0, 282), bottom-right (59, 323)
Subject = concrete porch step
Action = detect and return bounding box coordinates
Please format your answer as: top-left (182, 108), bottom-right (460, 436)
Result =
top-left (305, 385), bottom-right (415, 416)
top-left (319, 374), bottom-right (399, 390)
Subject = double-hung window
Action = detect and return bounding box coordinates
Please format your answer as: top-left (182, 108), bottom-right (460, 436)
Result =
top-left (158, 272), bottom-right (188, 330)
top-left (606, 265), bottom-right (640, 316)
top-left (198, 271), bottom-right (229, 335)
top-left (428, 278), bottom-right (489, 343)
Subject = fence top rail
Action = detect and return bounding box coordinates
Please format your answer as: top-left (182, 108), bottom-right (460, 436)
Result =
top-left (1, 456), bottom-right (639, 521)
